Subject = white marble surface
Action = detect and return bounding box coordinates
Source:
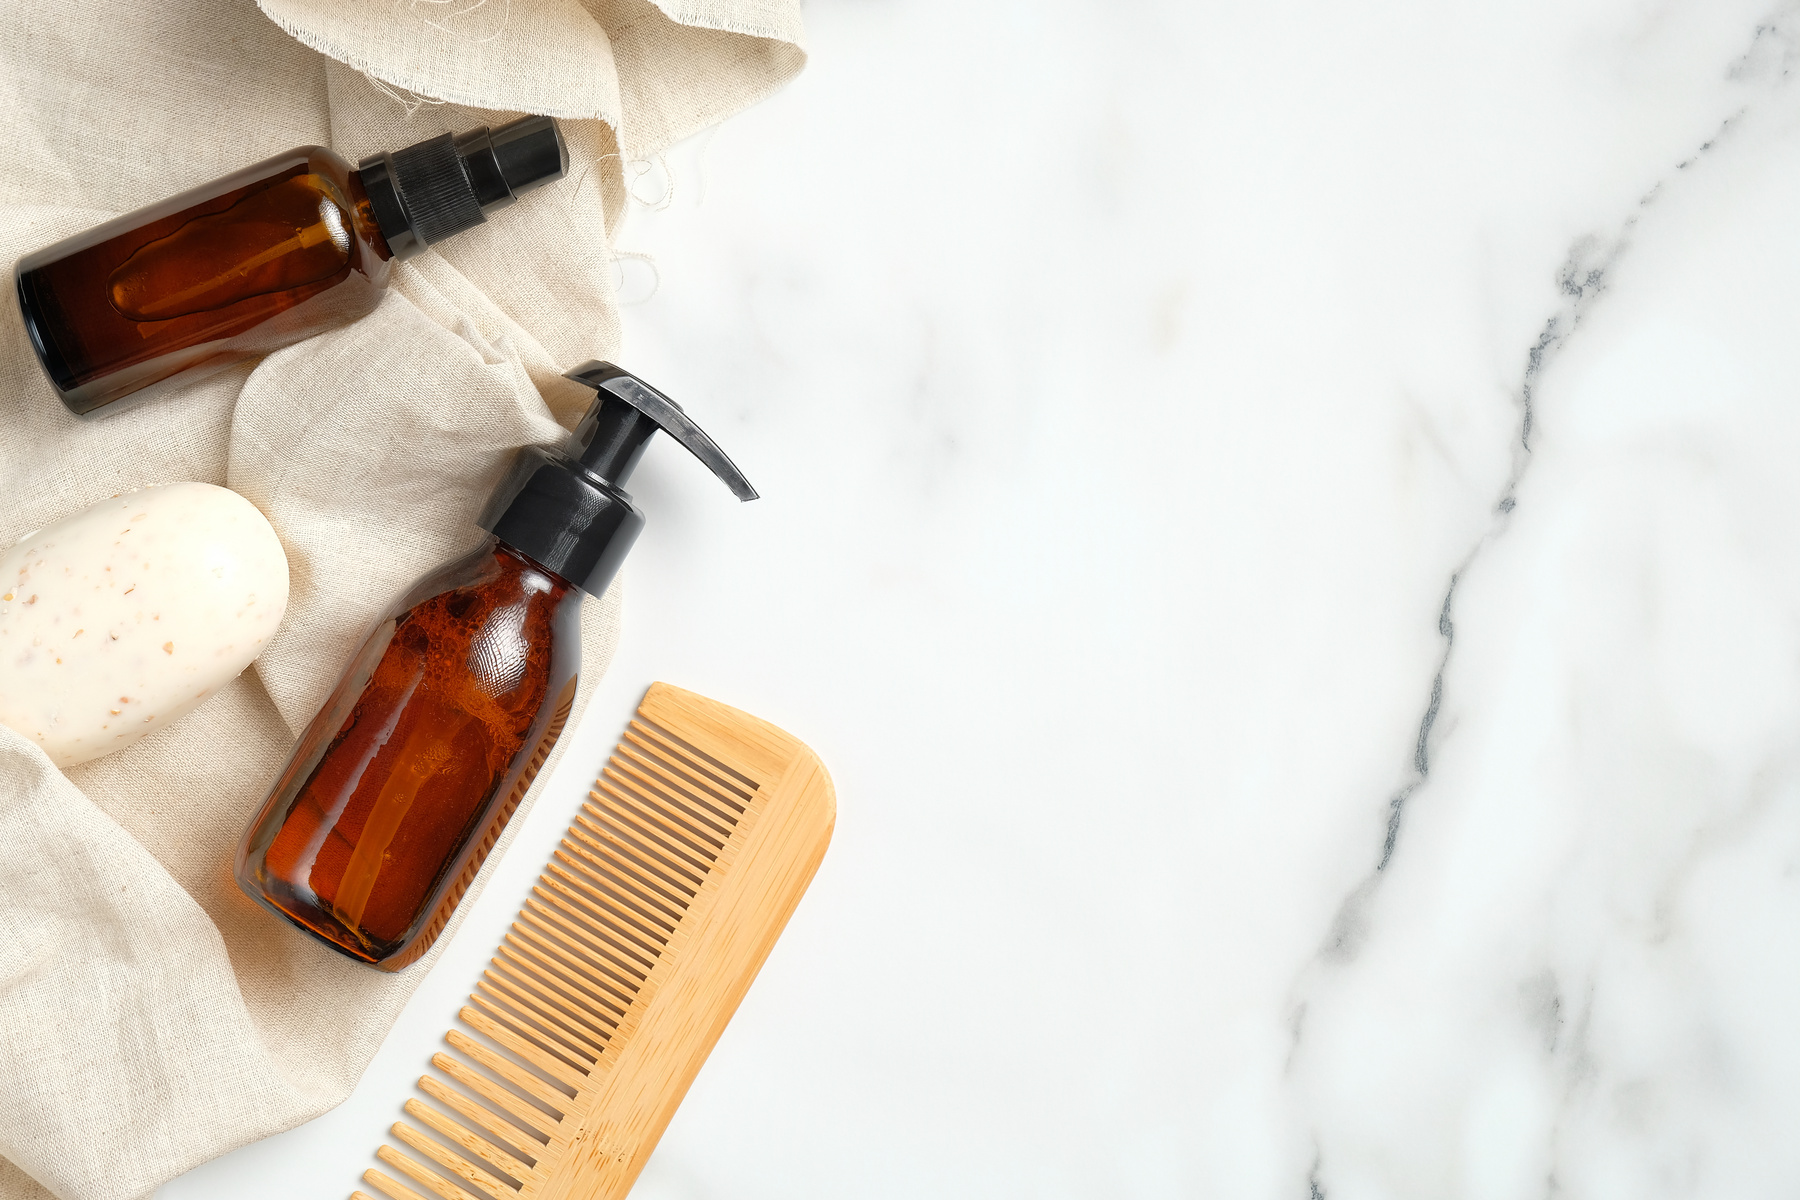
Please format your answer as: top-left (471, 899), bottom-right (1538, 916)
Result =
top-left (161, 1), bottom-right (1800, 1196)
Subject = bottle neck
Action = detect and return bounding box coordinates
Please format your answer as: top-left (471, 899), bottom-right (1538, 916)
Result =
top-left (352, 155), bottom-right (434, 261)
top-left (491, 536), bottom-right (578, 598)
top-left (343, 170), bottom-right (396, 263)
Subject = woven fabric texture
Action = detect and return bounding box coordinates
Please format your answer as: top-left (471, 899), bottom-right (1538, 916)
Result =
top-left (0, 2), bottom-right (802, 1198)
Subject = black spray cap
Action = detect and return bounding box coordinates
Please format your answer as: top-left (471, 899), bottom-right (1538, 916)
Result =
top-left (358, 115), bottom-right (568, 259)
top-left (476, 362), bottom-right (756, 597)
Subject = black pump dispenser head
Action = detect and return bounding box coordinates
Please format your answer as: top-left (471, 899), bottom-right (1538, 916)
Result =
top-left (359, 115), bottom-right (568, 259)
top-left (477, 362), bottom-right (756, 597)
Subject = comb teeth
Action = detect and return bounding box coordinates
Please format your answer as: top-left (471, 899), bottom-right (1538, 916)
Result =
top-left (358, 686), bottom-right (833, 1200)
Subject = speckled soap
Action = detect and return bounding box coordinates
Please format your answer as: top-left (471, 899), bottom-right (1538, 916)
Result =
top-left (0, 482), bottom-right (289, 767)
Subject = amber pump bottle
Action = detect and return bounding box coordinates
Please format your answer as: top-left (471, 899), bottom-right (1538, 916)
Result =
top-left (235, 363), bottom-right (757, 970)
top-left (14, 115), bottom-right (566, 417)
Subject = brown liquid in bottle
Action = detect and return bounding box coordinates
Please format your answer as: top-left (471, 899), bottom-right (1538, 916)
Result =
top-left (236, 540), bottom-right (580, 970)
top-left (15, 148), bottom-right (392, 415)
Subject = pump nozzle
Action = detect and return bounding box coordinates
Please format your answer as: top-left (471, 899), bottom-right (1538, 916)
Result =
top-left (476, 363), bottom-right (755, 599)
top-left (563, 362), bottom-right (758, 501)
top-left (359, 115), bottom-right (568, 259)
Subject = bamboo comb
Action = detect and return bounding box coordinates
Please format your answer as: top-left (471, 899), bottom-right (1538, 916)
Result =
top-left (351, 682), bottom-right (834, 1200)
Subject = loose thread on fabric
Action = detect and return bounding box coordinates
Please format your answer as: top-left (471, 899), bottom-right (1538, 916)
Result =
top-left (613, 251), bottom-right (661, 306)
top-left (554, 156), bottom-right (662, 318)
top-left (555, 159), bottom-right (616, 278)
top-left (400, 0), bottom-right (512, 45)
top-left (570, 152), bottom-right (683, 212)
top-left (364, 72), bottom-right (450, 116)
top-left (625, 153), bottom-right (676, 211)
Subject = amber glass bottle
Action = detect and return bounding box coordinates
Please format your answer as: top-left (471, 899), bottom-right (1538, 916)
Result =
top-left (236, 362), bottom-right (758, 970)
top-left (237, 539), bottom-right (580, 969)
top-left (14, 115), bottom-right (566, 417)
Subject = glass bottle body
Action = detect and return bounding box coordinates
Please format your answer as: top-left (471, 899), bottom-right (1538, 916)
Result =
top-left (236, 539), bottom-right (581, 971)
top-left (15, 146), bottom-right (393, 416)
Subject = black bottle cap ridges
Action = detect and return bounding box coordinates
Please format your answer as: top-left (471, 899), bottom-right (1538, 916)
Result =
top-left (477, 363), bottom-right (756, 598)
top-left (358, 115), bottom-right (567, 259)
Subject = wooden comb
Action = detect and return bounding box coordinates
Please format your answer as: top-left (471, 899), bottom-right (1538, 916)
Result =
top-left (351, 683), bottom-right (834, 1200)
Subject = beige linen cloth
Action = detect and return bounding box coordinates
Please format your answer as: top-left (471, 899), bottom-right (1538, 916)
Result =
top-left (0, 3), bottom-right (802, 1199)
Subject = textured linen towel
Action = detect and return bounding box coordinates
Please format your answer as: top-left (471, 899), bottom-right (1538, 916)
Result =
top-left (0, 3), bottom-right (803, 1199)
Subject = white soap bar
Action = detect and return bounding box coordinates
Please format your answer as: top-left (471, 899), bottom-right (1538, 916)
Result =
top-left (0, 482), bottom-right (289, 768)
